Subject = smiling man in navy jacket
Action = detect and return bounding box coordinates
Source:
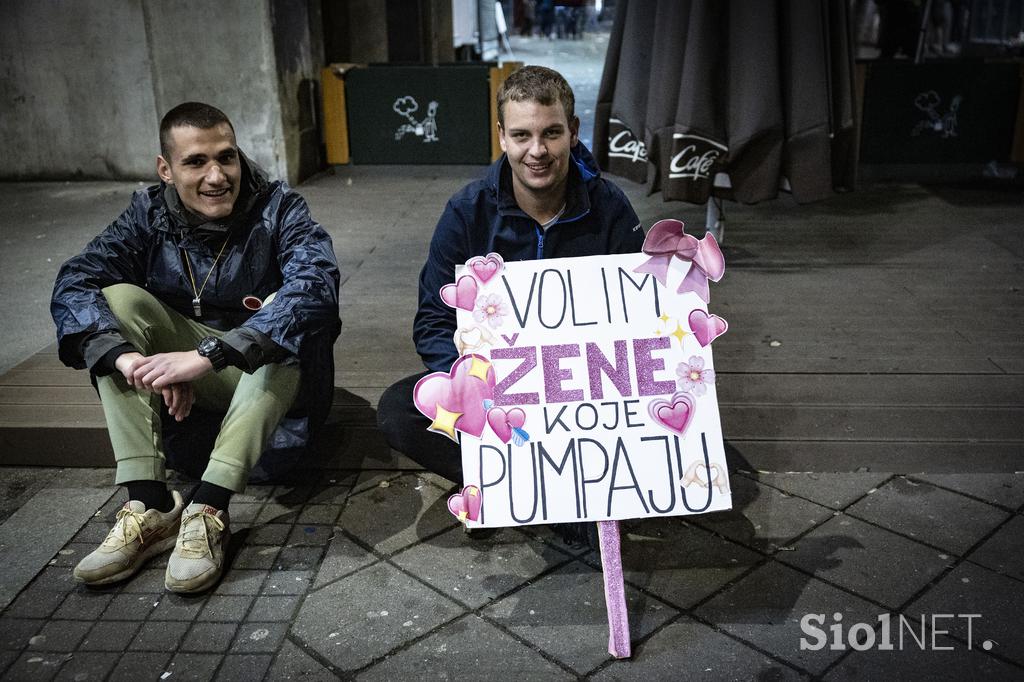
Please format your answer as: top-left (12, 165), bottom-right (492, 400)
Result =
top-left (378, 66), bottom-right (643, 543)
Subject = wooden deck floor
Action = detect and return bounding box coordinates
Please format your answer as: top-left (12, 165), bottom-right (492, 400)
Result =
top-left (1, 176), bottom-right (1021, 472)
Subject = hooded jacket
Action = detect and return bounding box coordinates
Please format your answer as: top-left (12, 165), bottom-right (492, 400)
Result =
top-left (414, 143), bottom-right (643, 373)
top-left (51, 156), bottom-right (341, 480)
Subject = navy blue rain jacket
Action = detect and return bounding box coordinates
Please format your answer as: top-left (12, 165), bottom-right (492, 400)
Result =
top-left (51, 166), bottom-right (341, 480)
top-left (414, 143), bottom-right (644, 372)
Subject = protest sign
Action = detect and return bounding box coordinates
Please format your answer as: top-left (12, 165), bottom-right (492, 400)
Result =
top-left (415, 220), bottom-right (731, 528)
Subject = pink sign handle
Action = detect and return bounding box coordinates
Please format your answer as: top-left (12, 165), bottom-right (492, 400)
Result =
top-left (598, 520), bottom-right (631, 659)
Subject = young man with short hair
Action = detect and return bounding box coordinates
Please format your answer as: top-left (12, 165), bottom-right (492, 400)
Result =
top-left (378, 66), bottom-right (643, 544)
top-left (51, 102), bottom-right (341, 592)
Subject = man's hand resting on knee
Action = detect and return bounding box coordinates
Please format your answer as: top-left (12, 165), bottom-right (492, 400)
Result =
top-left (115, 351), bottom-right (200, 421)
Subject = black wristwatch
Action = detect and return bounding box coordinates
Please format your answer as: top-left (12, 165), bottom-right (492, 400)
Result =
top-left (197, 336), bottom-right (228, 371)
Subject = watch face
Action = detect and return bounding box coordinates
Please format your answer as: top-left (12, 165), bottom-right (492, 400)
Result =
top-left (199, 337), bottom-right (219, 355)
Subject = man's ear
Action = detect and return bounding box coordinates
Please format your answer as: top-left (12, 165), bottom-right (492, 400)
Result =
top-left (497, 122), bottom-right (508, 153)
top-left (569, 116), bottom-right (580, 147)
top-left (156, 155), bottom-right (173, 184)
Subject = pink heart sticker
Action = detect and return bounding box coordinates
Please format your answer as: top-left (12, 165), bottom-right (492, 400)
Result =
top-left (688, 309), bottom-right (728, 347)
top-left (486, 407), bottom-right (527, 443)
top-left (447, 485), bottom-right (482, 523)
top-left (466, 252), bottom-right (504, 284)
top-left (648, 392), bottom-right (696, 436)
top-left (439, 275), bottom-right (478, 311)
top-left (413, 354), bottom-right (496, 438)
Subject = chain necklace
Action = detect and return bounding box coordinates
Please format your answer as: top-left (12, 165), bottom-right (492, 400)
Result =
top-left (181, 233), bottom-right (231, 318)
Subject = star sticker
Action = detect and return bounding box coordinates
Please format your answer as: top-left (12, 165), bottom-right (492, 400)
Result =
top-left (659, 313), bottom-right (671, 324)
top-left (429, 404), bottom-right (462, 440)
top-left (468, 357), bottom-right (492, 381)
top-left (670, 323), bottom-right (689, 346)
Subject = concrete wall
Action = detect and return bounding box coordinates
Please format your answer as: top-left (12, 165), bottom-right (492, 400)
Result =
top-left (0, 0), bottom-right (318, 183)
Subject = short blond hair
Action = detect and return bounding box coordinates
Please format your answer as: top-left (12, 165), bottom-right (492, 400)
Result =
top-left (497, 65), bottom-right (575, 126)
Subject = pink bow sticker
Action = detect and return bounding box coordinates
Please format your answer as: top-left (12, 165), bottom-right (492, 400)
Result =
top-left (412, 354), bottom-right (496, 440)
top-left (687, 309), bottom-right (729, 347)
top-left (633, 219), bottom-right (725, 302)
top-left (466, 252), bottom-right (504, 284)
top-left (486, 407), bottom-right (527, 444)
top-left (648, 392), bottom-right (696, 436)
top-left (448, 485), bottom-right (482, 523)
top-left (439, 275), bottom-right (478, 311)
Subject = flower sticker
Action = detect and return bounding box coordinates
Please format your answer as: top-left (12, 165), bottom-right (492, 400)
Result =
top-left (473, 293), bottom-right (511, 328)
top-left (676, 355), bottom-right (715, 396)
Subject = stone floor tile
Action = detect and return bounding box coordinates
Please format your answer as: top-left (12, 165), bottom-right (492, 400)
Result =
top-left (26, 620), bottom-right (91, 652)
top-left (229, 622), bottom-right (288, 654)
top-left (615, 517), bottom-right (762, 609)
top-left (214, 653), bottom-right (272, 681)
top-left (967, 514), bottom-right (1024, 581)
top-left (243, 523), bottom-right (291, 546)
top-left (0, 617), bottom-right (43, 650)
top-left (296, 505), bottom-right (342, 526)
top-left (211, 569), bottom-right (266, 596)
top-left (181, 622), bottom-right (238, 653)
top-left (130, 621), bottom-right (190, 652)
top-left (196, 595), bottom-right (254, 622)
top-left (0, 650), bottom-right (19, 678)
top-left (26, 567), bottom-right (77, 594)
top-left (164, 652), bottom-right (223, 681)
top-left (51, 591), bottom-right (114, 621)
top-left (750, 471), bottom-right (893, 510)
top-left (824, 637), bottom-right (1023, 681)
top-left (45, 544), bottom-right (95, 569)
top-left (310, 531), bottom-right (377, 589)
top-left (292, 561), bottom-right (464, 672)
top-left (347, 471), bottom-right (405, 497)
top-left (909, 562), bottom-right (1024, 667)
top-left (149, 593), bottom-right (206, 621)
top-left (264, 639), bottom-right (337, 680)
top-left (694, 561), bottom-right (880, 676)
top-left (593, 618), bottom-right (803, 681)
top-left (106, 652), bottom-right (171, 682)
top-left (230, 544), bottom-right (280, 570)
top-left (53, 651), bottom-right (120, 681)
top-left (274, 545), bottom-right (324, 571)
top-left (286, 523), bottom-right (335, 547)
top-left (70, 523), bottom-right (110, 545)
top-left (690, 476), bottom-right (834, 553)
top-left (230, 486), bottom-right (276, 505)
top-left (482, 562), bottom-right (677, 674)
top-left (246, 594), bottom-right (302, 622)
top-left (226, 502), bottom-right (261, 525)
top-left (776, 514), bottom-right (951, 609)
top-left (78, 621), bottom-right (142, 652)
top-left (913, 473), bottom-right (1024, 510)
top-left (118, 567), bottom-right (168, 593)
top-left (339, 473), bottom-right (457, 555)
top-left (4, 650), bottom-right (70, 681)
top-left (391, 525), bottom-right (572, 609)
top-left (359, 614), bottom-right (575, 681)
top-left (255, 501), bottom-right (300, 525)
top-left (846, 477), bottom-right (1009, 554)
top-left (100, 593), bottom-right (159, 620)
top-left (261, 570), bottom-right (314, 595)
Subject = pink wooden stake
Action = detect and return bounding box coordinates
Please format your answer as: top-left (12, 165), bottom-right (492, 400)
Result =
top-left (597, 520), bottom-right (631, 658)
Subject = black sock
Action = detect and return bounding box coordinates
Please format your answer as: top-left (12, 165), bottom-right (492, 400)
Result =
top-left (124, 480), bottom-right (175, 513)
top-left (192, 482), bottom-right (233, 511)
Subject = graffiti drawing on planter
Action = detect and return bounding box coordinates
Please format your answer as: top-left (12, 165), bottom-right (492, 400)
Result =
top-left (393, 96), bottom-right (439, 142)
top-left (911, 90), bottom-right (961, 138)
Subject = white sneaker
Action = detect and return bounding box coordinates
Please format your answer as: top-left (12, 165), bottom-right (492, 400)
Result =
top-left (73, 491), bottom-right (184, 586)
top-left (165, 503), bottom-right (230, 594)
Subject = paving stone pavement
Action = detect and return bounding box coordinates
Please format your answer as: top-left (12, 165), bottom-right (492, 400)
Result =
top-left (0, 468), bottom-right (1021, 680)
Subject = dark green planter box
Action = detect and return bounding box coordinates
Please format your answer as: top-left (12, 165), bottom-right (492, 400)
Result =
top-left (345, 64), bottom-right (491, 164)
top-left (859, 61), bottom-right (1020, 164)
